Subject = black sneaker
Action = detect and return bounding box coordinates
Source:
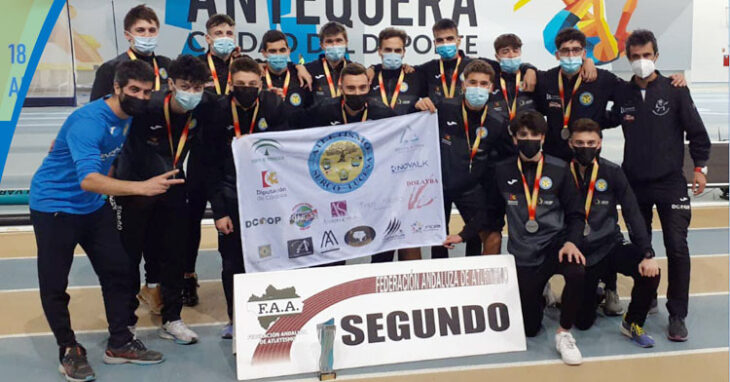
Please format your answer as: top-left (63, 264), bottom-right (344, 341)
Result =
top-left (103, 339), bottom-right (165, 365)
top-left (58, 344), bottom-right (95, 382)
top-left (648, 298), bottom-right (658, 315)
top-left (182, 275), bottom-right (199, 307)
top-left (668, 316), bottom-right (688, 342)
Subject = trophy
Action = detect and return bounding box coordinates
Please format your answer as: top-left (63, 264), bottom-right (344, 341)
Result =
top-left (317, 318), bottom-right (336, 380)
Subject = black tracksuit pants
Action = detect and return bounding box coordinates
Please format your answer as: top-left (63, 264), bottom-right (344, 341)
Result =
top-left (633, 174), bottom-right (691, 318)
top-left (576, 242), bottom-right (660, 330)
top-left (185, 149), bottom-right (208, 274)
top-left (516, 241), bottom-right (586, 337)
top-left (116, 185), bottom-right (188, 325)
top-left (218, 197), bottom-right (245, 321)
top-left (31, 204), bottom-right (135, 357)
top-left (431, 186), bottom-right (486, 259)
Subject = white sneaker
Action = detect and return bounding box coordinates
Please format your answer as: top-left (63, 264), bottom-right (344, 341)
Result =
top-left (555, 331), bottom-right (582, 365)
top-left (159, 320), bottom-right (198, 345)
top-left (128, 325), bottom-right (136, 339)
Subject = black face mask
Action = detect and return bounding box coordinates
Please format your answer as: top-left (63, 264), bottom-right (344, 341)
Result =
top-left (573, 146), bottom-right (599, 166)
top-left (517, 139), bottom-right (541, 158)
top-left (344, 94), bottom-right (367, 111)
top-left (233, 86), bottom-right (260, 108)
top-left (119, 92), bottom-right (148, 116)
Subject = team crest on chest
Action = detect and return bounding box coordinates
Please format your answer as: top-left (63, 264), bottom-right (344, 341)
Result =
top-left (579, 92), bottom-right (594, 106)
top-left (400, 82), bottom-right (409, 92)
top-left (289, 93), bottom-right (302, 106)
top-left (159, 68), bottom-right (168, 80)
top-left (258, 118), bottom-right (269, 131)
top-left (596, 178), bottom-right (608, 192)
top-left (540, 176), bottom-right (553, 190)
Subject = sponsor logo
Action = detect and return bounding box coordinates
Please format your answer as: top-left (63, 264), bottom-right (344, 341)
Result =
top-left (289, 203), bottom-right (318, 230)
top-left (287, 237), bottom-right (314, 258)
top-left (262, 170), bottom-right (279, 187)
top-left (653, 99), bottom-right (670, 116)
top-left (539, 176), bottom-right (553, 190)
top-left (508, 193), bottom-right (519, 206)
top-left (320, 230), bottom-right (340, 253)
top-left (256, 186), bottom-right (288, 201)
top-left (593, 199), bottom-right (609, 206)
top-left (251, 138), bottom-right (285, 163)
top-left (315, 74), bottom-right (325, 79)
top-left (446, 121), bottom-right (458, 126)
top-left (344, 226), bottom-right (376, 247)
top-left (329, 121), bottom-right (342, 126)
top-left (358, 196), bottom-right (406, 211)
top-left (579, 91), bottom-right (594, 106)
top-left (548, 101), bottom-right (562, 108)
top-left (149, 124), bottom-right (164, 130)
top-left (258, 244), bottom-right (272, 259)
top-left (679, 196), bottom-right (689, 202)
top-left (546, 93), bottom-right (561, 101)
top-left (538, 197), bottom-right (554, 206)
top-left (395, 126), bottom-right (424, 153)
top-left (109, 126), bottom-right (117, 135)
top-left (408, 177), bottom-right (439, 210)
top-left (330, 200), bottom-right (347, 217)
top-left (411, 221), bottom-right (442, 233)
top-left (100, 145), bottom-right (123, 161)
top-left (308, 131), bottom-right (374, 194)
top-left (621, 106), bottom-right (636, 113)
top-left (245, 216), bottom-right (282, 228)
top-left (595, 178), bottom-right (608, 192)
top-left (247, 285), bottom-right (302, 329)
top-left (671, 204), bottom-right (691, 210)
top-left (391, 160), bottom-right (429, 174)
top-left (623, 114), bottom-right (635, 122)
top-left (507, 179), bottom-right (518, 185)
top-left (383, 218), bottom-right (406, 241)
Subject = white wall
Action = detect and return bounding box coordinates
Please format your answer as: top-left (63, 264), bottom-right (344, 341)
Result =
top-left (690, 0), bottom-right (729, 82)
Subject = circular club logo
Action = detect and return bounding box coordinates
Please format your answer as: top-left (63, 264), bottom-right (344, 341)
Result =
top-left (308, 131), bottom-right (374, 194)
top-left (289, 203), bottom-right (317, 230)
top-left (344, 226), bottom-right (376, 247)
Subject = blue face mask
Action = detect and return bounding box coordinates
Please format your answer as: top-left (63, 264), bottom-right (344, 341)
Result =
top-left (132, 35), bottom-right (157, 54)
top-left (500, 56), bottom-right (522, 74)
top-left (382, 52), bottom-right (403, 70)
top-left (435, 43), bottom-right (458, 60)
top-left (559, 56), bottom-right (583, 74)
top-left (267, 54), bottom-right (289, 72)
top-left (464, 86), bottom-right (490, 108)
top-left (174, 88), bottom-right (203, 111)
top-left (212, 37), bottom-right (236, 57)
top-left (325, 45), bottom-right (346, 61)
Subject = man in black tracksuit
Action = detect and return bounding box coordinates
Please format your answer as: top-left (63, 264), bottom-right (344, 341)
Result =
top-left (90, 5), bottom-right (171, 101)
top-left (260, 30), bottom-right (314, 118)
top-left (183, 14), bottom-right (240, 306)
top-left (91, 5), bottom-right (169, 297)
top-left (304, 22), bottom-right (352, 104)
top-left (430, 59), bottom-right (514, 260)
top-left (567, 119), bottom-right (660, 348)
top-left (204, 56), bottom-right (290, 338)
top-left (365, 27), bottom-right (427, 263)
top-left (296, 63), bottom-right (397, 266)
top-left (607, 30), bottom-right (711, 342)
top-left (446, 110), bottom-right (587, 365)
top-left (114, 55), bottom-right (212, 345)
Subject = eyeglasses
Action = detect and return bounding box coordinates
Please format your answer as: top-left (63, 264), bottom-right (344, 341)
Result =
top-left (558, 47), bottom-right (584, 55)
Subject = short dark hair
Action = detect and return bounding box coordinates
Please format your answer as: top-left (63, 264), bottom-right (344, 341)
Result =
top-left (509, 110), bottom-right (548, 136)
top-left (230, 56), bottom-right (262, 77)
top-left (378, 27), bottom-right (408, 47)
top-left (114, 60), bottom-right (155, 88)
top-left (432, 18), bottom-right (458, 34)
top-left (626, 29), bottom-right (658, 56)
top-left (340, 63), bottom-right (368, 81)
top-left (206, 14), bottom-right (235, 32)
top-left (124, 5), bottom-right (159, 31)
top-left (569, 118), bottom-right (603, 138)
top-left (168, 54), bottom-right (210, 84)
top-left (555, 28), bottom-right (586, 50)
top-left (463, 59), bottom-right (495, 82)
top-left (319, 22), bottom-right (347, 42)
top-left (261, 30), bottom-right (288, 51)
top-left (494, 33), bottom-right (522, 52)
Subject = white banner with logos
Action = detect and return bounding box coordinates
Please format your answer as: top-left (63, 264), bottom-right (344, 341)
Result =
top-left (231, 112), bottom-right (446, 272)
top-left (234, 255), bottom-right (526, 380)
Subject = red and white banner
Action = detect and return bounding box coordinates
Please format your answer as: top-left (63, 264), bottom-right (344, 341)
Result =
top-left (233, 255), bottom-right (526, 380)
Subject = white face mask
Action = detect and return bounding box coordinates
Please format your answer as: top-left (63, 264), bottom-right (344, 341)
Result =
top-left (631, 58), bottom-right (656, 79)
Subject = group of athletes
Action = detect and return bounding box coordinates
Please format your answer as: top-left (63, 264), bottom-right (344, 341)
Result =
top-left (28, 4), bottom-right (711, 381)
